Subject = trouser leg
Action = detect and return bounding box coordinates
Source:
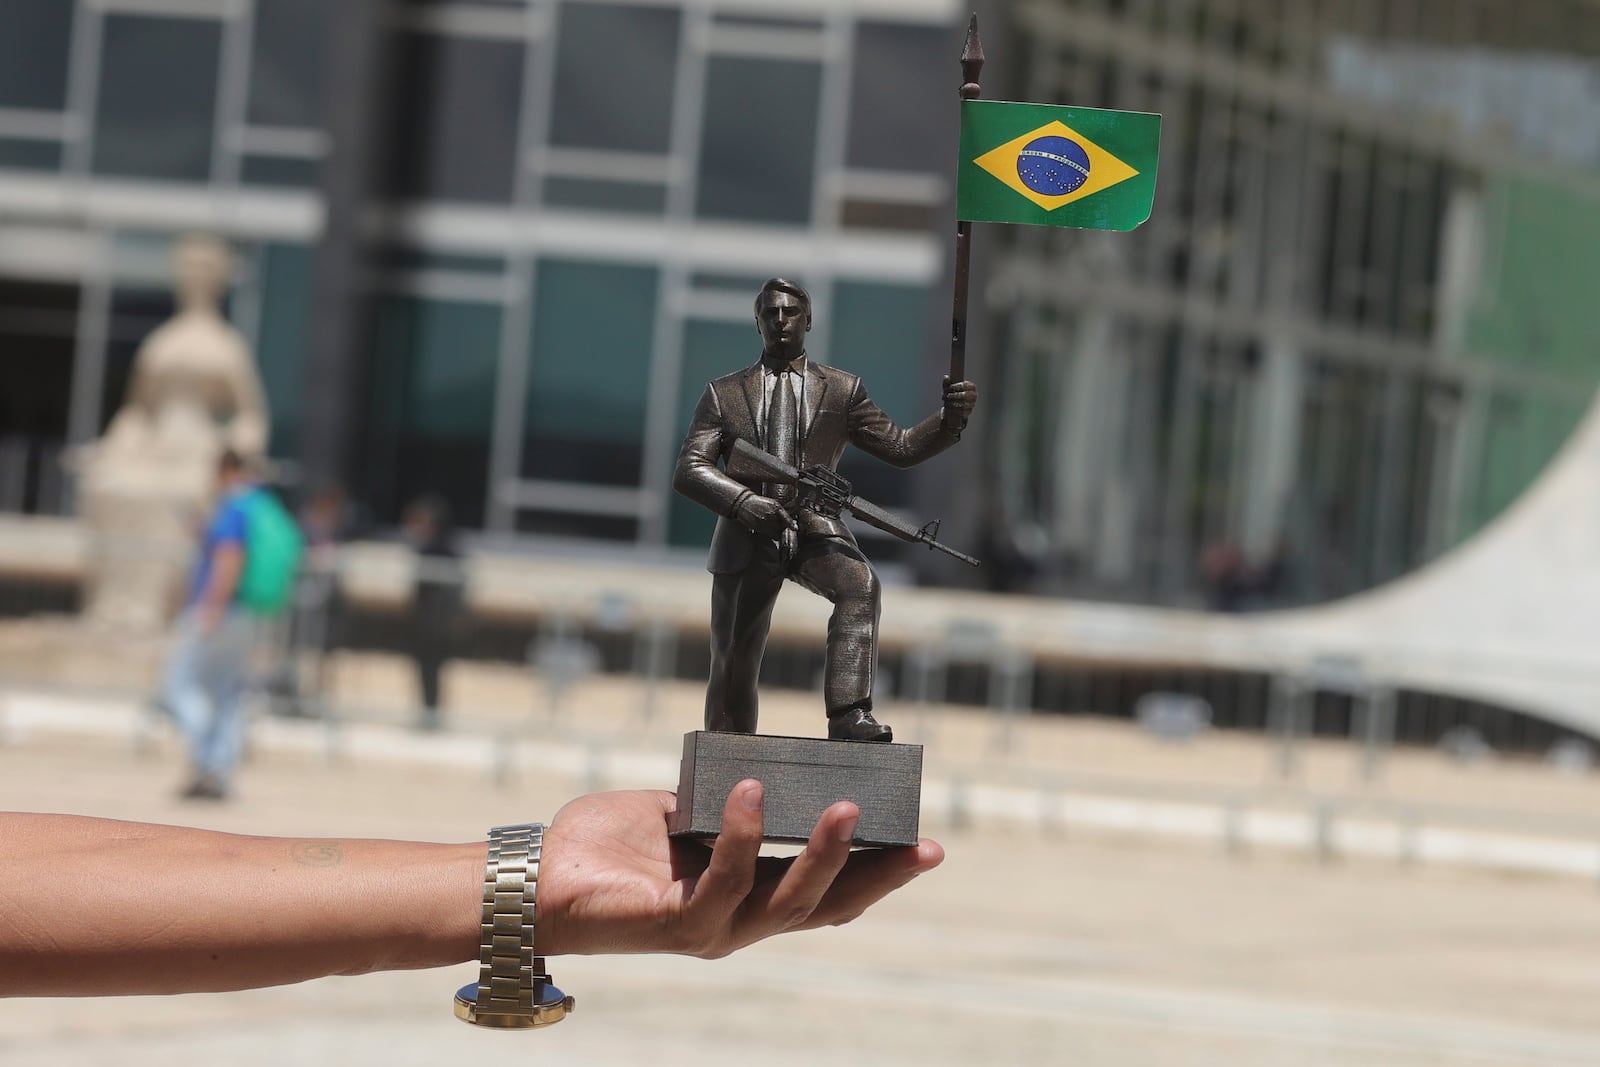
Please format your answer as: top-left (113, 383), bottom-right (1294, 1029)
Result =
top-left (705, 555), bottom-right (785, 734)
top-left (790, 541), bottom-right (881, 718)
top-left (163, 612), bottom-right (210, 764)
top-left (195, 612), bottom-right (255, 780)
top-left (416, 648), bottom-right (444, 711)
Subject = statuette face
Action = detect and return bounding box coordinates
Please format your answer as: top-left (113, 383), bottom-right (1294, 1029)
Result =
top-left (755, 288), bottom-right (809, 364)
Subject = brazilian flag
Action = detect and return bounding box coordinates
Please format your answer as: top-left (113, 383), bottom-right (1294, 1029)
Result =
top-left (958, 100), bottom-right (1161, 231)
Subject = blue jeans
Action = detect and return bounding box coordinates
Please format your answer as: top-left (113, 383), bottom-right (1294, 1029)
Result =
top-left (164, 608), bottom-right (257, 781)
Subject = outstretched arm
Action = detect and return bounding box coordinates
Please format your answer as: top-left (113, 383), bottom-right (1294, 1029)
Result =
top-left (0, 784), bottom-right (941, 997)
top-left (848, 375), bottom-right (978, 468)
top-left (0, 812), bottom-right (481, 997)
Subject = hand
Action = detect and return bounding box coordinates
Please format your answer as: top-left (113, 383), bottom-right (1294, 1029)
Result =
top-left (735, 493), bottom-right (798, 539)
top-left (942, 376), bottom-right (978, 425)
top-left (535, 782), bottom-right (943, 959)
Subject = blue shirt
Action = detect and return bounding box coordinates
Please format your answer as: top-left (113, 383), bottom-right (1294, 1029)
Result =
top-left (187, 487), bottom-right (253, 608)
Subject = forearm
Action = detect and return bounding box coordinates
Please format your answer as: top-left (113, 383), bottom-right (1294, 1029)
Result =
top-left (852, 409), bottom-right (959, 468)
top-left (0, 814), bottom-right (482, 997)
top-left (673, 440), bottom-right (747, 518)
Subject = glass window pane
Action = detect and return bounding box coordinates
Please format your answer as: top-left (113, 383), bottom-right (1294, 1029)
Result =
top-left (379, 248), bottom-right (506, 275)
top-left (93, 16), bottom-right (222, 182)
top-left (690, 272), bottom-right (770, 293)
top-left (696, 56), bottom-right (820, 224)
top-left (523, 260), bottom-right (658, 486)
top-left (0, 0), bottom-right (73, 110)
top-left (385, 32), bottom-right (524, 203)
top-left (0, 278), bottom-right (76, 512)
top-left (846, 22), bottom-right (953, 173)
top-left (248, 0), bottom-right (333, 129)
top-left (254, 243), bottom-right (315, 460)
top-left (368, 297), bottom-right (501, 526)
top-left (0, 279), bottom-right (77, 439)
top-left (240, 154), bottom-right (319, 188)
top-left (669, 318), bottom-right (753, 547)
top-left (827, 281), bottom-right (937, 507)
top-left (0, 139), bottom-right (63, 172)
top-left (542, 176), bottom-right (667, 214)
top-left (549, 3), bottom-right (679, 153)
top-left (515, 512), bottom-right (638, 541)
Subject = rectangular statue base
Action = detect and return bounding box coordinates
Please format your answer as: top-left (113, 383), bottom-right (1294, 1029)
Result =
top-left (668, 730), bottom-right (923, 848)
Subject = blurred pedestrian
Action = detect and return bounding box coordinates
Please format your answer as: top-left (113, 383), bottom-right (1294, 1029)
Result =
top-left (278, 483), bottom-right (348, 714)
top-left (163, 449), bottom-right (303, 799)
top-left (402, 494), bottom-right (461, 730)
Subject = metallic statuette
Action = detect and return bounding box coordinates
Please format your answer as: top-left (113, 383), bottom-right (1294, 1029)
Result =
top-left (453, 823), bottom-right (574, 1029)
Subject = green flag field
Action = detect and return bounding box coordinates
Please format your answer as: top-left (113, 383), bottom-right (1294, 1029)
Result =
top-left (957, 99), bottom-right (1161, 231)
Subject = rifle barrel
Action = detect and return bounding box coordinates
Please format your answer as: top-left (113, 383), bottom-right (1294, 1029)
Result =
top-left (848, 496), bottom-right (981, 567)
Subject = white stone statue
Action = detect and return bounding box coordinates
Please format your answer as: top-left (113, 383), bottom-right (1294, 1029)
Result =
top-left (76, 235), bottom-right (270, 629)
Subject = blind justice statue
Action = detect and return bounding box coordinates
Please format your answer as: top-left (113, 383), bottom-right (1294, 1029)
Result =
top-left (668, 278), bottom-right (978, 846)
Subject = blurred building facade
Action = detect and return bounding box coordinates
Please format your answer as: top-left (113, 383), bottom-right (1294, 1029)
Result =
top-left (0, 0), bottom-right (1597, 612)
top-left (980, 0), bottom-right (1600, 607)
top-left (0, 0), bottom-right (963, 552)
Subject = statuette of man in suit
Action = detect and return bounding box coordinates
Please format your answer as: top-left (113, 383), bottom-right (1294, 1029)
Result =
top-left (673, 278), bottom-right (978, 742)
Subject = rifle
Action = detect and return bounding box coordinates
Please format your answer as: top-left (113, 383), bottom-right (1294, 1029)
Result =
top-left (729, 438), bottom-right (981, 568)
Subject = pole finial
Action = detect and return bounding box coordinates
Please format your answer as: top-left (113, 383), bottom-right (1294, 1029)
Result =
top-left (960, 14), bottom-right (985, 100)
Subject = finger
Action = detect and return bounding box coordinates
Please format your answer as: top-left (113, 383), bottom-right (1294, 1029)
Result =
top-left (789, 837), bottom-right (943, 932)
top-left (736, 801), bottom-right (858, 943)
top-left (685, 779), bottom-right (764, 925)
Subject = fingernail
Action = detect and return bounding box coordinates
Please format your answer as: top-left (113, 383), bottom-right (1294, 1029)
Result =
top-left (836, 813), bottom-right (859, 844)
top-left (739, 780), bottom-right (763, 810)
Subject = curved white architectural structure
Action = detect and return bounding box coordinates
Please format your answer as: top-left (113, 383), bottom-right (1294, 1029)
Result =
top-left (1257, 395), bottom-right (1600, 734)
top-left (951, 397), bottom-right (1600, 737)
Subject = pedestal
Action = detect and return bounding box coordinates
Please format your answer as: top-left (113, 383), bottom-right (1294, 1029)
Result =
top-left (668, 730), bottom-right (923, 848)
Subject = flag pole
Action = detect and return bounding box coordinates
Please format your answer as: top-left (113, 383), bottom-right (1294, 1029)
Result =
top-left (950, 14), bottom-right (985, 384)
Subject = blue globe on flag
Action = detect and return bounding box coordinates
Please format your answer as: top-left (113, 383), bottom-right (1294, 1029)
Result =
top-left (1016, 135), bottom-right (1091, 197)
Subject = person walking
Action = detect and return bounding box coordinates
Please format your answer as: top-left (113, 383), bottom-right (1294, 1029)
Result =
top-left (164, 449), bottom-right (301, 799)
top-left (402, 493), bottom-right (461, 731)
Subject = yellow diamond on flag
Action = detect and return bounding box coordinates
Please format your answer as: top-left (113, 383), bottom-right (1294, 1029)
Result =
top-left (972, 119), bottom-right (1141, 212)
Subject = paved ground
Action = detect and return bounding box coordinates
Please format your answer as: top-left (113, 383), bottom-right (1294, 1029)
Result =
top-left (5, 691), bottom-right (1600, 1066)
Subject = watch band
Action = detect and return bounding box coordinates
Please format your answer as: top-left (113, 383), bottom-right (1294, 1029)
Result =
top-left (453, 823), bottom-right (574, 1029)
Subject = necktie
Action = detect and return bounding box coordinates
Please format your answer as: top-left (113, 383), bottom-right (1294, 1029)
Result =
top-left (766, 368), bottom-right (797, 505)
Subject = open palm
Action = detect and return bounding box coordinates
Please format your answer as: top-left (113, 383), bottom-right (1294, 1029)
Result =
top-left (535, 780), bottom-right (942, 958)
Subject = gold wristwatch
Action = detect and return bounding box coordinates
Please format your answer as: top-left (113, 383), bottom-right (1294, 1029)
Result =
top-left (453, 823), bottom-right (575, 1029)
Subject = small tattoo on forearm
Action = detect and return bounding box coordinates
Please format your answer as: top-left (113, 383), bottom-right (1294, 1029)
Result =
top-left (291, 841), bottom-right (343, 867)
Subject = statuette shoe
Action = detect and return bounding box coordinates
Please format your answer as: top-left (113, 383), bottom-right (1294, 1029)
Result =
top-left (828, 707), bottom-right (893, 743)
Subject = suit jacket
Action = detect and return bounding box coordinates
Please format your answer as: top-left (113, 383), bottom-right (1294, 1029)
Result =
top-left (673, 358), bottom-right (960, 574)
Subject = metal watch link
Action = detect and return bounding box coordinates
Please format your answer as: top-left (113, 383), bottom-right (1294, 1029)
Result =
top-left (453, 822), bottom-right (574, 1029)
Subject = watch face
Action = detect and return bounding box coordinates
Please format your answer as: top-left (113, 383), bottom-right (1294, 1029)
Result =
top-left (454, 980), bottom-right (574, 1029)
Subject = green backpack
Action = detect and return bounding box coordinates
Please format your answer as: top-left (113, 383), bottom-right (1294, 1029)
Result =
top-left (236, 488), bottom-right (305, 615)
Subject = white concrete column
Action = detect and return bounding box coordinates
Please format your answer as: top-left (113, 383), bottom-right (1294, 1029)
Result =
top-left (1051, 307), bottom-right (1122, 560)
top-left (1240, 335), bottom-right (1303, 563)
